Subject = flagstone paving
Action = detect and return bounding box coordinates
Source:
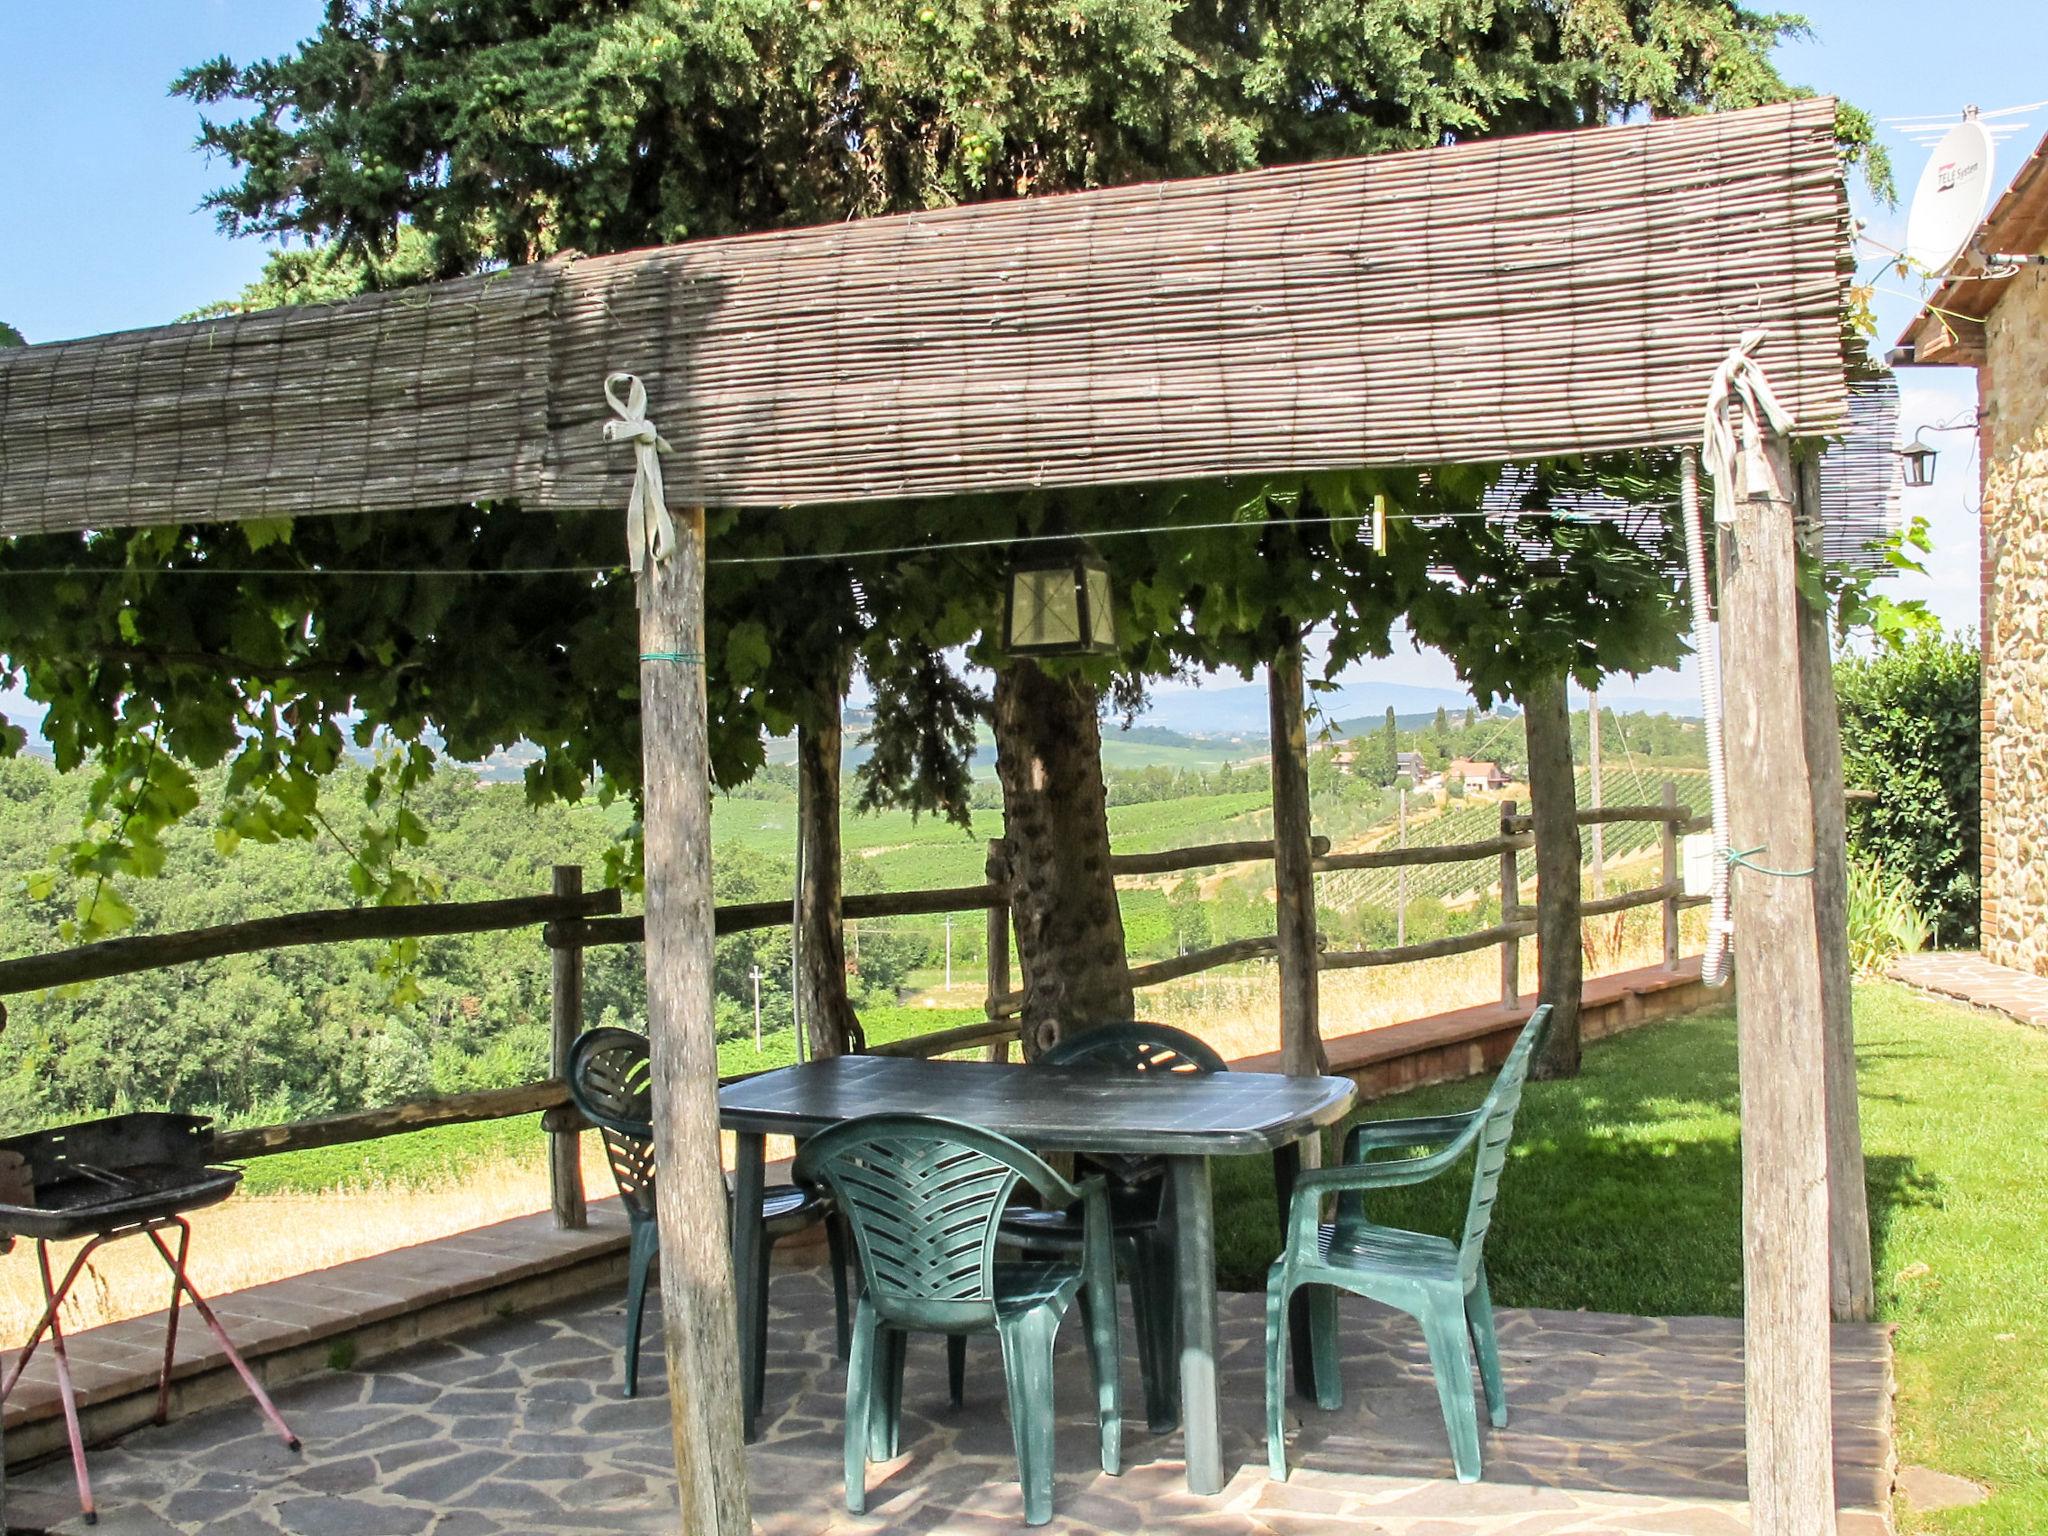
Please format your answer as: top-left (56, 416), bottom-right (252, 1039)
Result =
top-left (8, 1264), bottom-right (1893, 1535)
top-left (1890, 950), bottom-right (2048, 1031)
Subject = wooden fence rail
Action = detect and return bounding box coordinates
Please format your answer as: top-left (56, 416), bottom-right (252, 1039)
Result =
top-left (0, 888), bottom-right (624, 997)
top-left (5, 786), bottom-right (1703, 1231)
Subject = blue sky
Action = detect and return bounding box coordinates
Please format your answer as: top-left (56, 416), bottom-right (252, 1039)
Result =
top-left (3, 1), bottom-right (2043, 733)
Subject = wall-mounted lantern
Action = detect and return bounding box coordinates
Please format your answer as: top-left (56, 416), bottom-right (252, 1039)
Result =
top-left (1002, 550), bottom-right (1117, 657)
top-left (1894, 431), bottom-right (1938, 488)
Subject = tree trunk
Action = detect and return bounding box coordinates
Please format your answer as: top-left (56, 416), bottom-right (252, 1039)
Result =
top-left (1796, 453), bottom-right (1874, 1323)
top-left (991, 659), bottom-right (1133, 1057)
top-left (1522, 672), bottom-right (1584, 1079)
top-left (637, 505), bottom-right (752, 1536)
top-left (795, 666), bottom-right (863, 1058)
top-left (1268, 633), bottom-right (1327, 1076)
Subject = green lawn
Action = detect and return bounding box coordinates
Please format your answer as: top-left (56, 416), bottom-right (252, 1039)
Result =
top-left (1212, 981), bottom-right (2048, 1533)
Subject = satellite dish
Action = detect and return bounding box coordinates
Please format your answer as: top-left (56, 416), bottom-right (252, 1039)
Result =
top-left (1905, 115), bottom-right (1996, 274)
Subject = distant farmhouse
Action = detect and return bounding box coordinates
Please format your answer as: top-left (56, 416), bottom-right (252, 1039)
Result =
top-left (1447, 758), bottom-right (1511, 794)
top-left (1395, 750), bottom-right (1428, 783)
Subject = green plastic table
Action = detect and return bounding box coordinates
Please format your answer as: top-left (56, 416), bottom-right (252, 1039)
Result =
top-left (718, 1054), bottom-right (1357, 1494)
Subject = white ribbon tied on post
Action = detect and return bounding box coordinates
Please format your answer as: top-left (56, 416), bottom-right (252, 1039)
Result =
top-left (603, 372), bottom-right (675, 572)
top-left (1699, 329), bottom-right (1793, 526)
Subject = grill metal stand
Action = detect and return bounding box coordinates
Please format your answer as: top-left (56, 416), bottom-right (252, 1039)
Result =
top-left (0, 1116), bottom-right (301, 1526)
top-left (4, 1215), bottom-right (302, 1526)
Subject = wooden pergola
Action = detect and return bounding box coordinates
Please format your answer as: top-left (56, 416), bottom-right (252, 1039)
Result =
top-left (0, 99), bottom-right (1865, 1534)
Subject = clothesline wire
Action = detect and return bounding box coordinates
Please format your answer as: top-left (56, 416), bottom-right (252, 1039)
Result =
top-left (0, 502), bottom-right (1683, 580)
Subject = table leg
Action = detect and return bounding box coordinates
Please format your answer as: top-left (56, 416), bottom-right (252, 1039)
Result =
top-left (1271, 1139), bottom-right (1318, 1401)
top-left (731, 1131), bottom-right (767, 1440)
top-left (1168, 1154), bottom-right (1223, 1495)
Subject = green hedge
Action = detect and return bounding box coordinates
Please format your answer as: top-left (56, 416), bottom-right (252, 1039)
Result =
top-left (1835, 632), bottom-right (1980, 945)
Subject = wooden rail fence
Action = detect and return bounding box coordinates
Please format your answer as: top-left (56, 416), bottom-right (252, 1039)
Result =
top-left (0, 787), bottom-right (1706, 1231)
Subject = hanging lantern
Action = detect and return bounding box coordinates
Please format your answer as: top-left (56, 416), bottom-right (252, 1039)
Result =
top-left (1894, 433), bottom-right (1937, 488)
top-left (1002, 550), bottom-right (1117, 657)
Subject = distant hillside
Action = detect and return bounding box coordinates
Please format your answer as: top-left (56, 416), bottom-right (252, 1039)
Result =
top-left (757, 717), bottom-right (1261, 778)
top-left (1328, 708), bottom-right (1513, 737)
top-left (1135, 678), bottom-right (1474, 735)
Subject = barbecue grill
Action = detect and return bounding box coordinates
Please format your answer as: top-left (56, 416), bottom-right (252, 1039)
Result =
top-left (0, 1113), bottom-right (299, 1525)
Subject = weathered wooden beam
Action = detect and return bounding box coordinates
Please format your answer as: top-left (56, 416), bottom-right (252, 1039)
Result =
top-left (1578, 884), bottom-right (1678, 919)
top-left (1318, 919), bottom-right (1537, 971)
top-left (985, 841), bottom-right (1014, 1041)
top-left (1502, 804), bottom-right (1692, 831)
top-left (1498, 800), bottom-right (1522, 1008)
top-left (1108, 836), bottom-right (1330, 877)
top-left (1522, 674), bottom-right (1585, 1078)
top-left (0, 888), bottom-right (623, 996)
top-left (1588, 687), bottom-right (1606, 899)
top-left (638, 504), bottom-right (752, 1535)
top-left (1126, 935), bottom-right (1279, 988)
top-left (548, 866), bottom-right (588, 1231)
top-left (554, 883), bottom-right (1003, 948)
top-left (1722, 427), bottom-right (1836, 1535)
top-left (211, 1080), bottom-right (571, 1160)
top-left (1313, 833), bottom-right (1530, 872)
top-left (1797, 452), bottom-right (1874, 1324)
top-left (795, 674), bottom-right (860, 1058)
top-left (1269, 634), bottom-right (1327, 1077)
top-left (1661, 782), bottom-right (1683, 970)
top-left (869, 1017), bottom-right (1022, 1058)
top-left (1578, 804), bottom-right (1692, 826)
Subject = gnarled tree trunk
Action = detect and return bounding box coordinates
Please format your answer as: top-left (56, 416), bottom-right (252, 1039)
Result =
top-left (991, 659), bottom-right (1133, 1058)
top-left (795, 667), bottom-right (863, 1057)
top-left (1521, 672), bottom-right (1584, 1079)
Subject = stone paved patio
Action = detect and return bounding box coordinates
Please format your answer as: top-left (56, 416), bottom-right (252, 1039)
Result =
top-left (1891, 950), bottom-right (2048, 1030)
top-left (8, 1263), bottom-right (1893, 1535)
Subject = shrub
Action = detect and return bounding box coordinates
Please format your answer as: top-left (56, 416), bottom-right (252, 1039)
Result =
top-left (1846, 861), bottom-right (1931, 975)
top-left (1834, 632), bottom-right (1980, 945)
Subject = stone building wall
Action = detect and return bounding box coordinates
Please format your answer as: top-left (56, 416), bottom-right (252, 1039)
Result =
top-left (1979, 257), bottom-right (2048, 977)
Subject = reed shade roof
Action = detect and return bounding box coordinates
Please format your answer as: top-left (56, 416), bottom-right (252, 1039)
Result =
top-left (0, 99), bottom-right (1849, 539)
top-left (1817, 379), bottom-right (1904, 569)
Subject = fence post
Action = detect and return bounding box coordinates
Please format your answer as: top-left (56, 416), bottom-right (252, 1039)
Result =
top-left (984, 840), bottom-right (1013, 1063)
top-left (1498, 800), bottom-right (1520, 1008)
top-left (1268, 633), bottom-right (1327, 1077)
top-left (1395, 787), bottom-right (1408, 947)
top-left (1661, 781), bottom-right (1681, 971)
top-left (549, 864), bottom-right (589, 1231)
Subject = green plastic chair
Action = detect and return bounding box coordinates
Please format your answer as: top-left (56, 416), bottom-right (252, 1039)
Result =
top-left (794, 1113), bottom-right (1122, 1527)
top-left (1265, 1004), bottom-right (1552, 1485)
top-left (566, 1027), bottom-right (850, 1400)
top-left (997, 1021), bottom-right (1225, 1431)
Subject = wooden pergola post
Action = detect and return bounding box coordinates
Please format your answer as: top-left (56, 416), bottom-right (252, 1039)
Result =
top-left (795, 665), bottom-right (861, 1059)
top-left (1268, 630), bottom-right (1326, 1079)
top-left (548, 864), bottom-right (588, 1230)
top-left (1796, 454), bottom-right (1875, 1323)
top-left (1720, 422), bottom-right (1837, 1535)
top-left (1521, 671), bottom-right (1585, 1079)
top-left (637, 505), bottom-right (753, 1536)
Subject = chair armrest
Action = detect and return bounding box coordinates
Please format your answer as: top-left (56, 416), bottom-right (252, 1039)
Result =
top-left (1342, 1112), bottom-right (1480, 1163)
top-left (1282, 1117), bottom-right (1485, 1259)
